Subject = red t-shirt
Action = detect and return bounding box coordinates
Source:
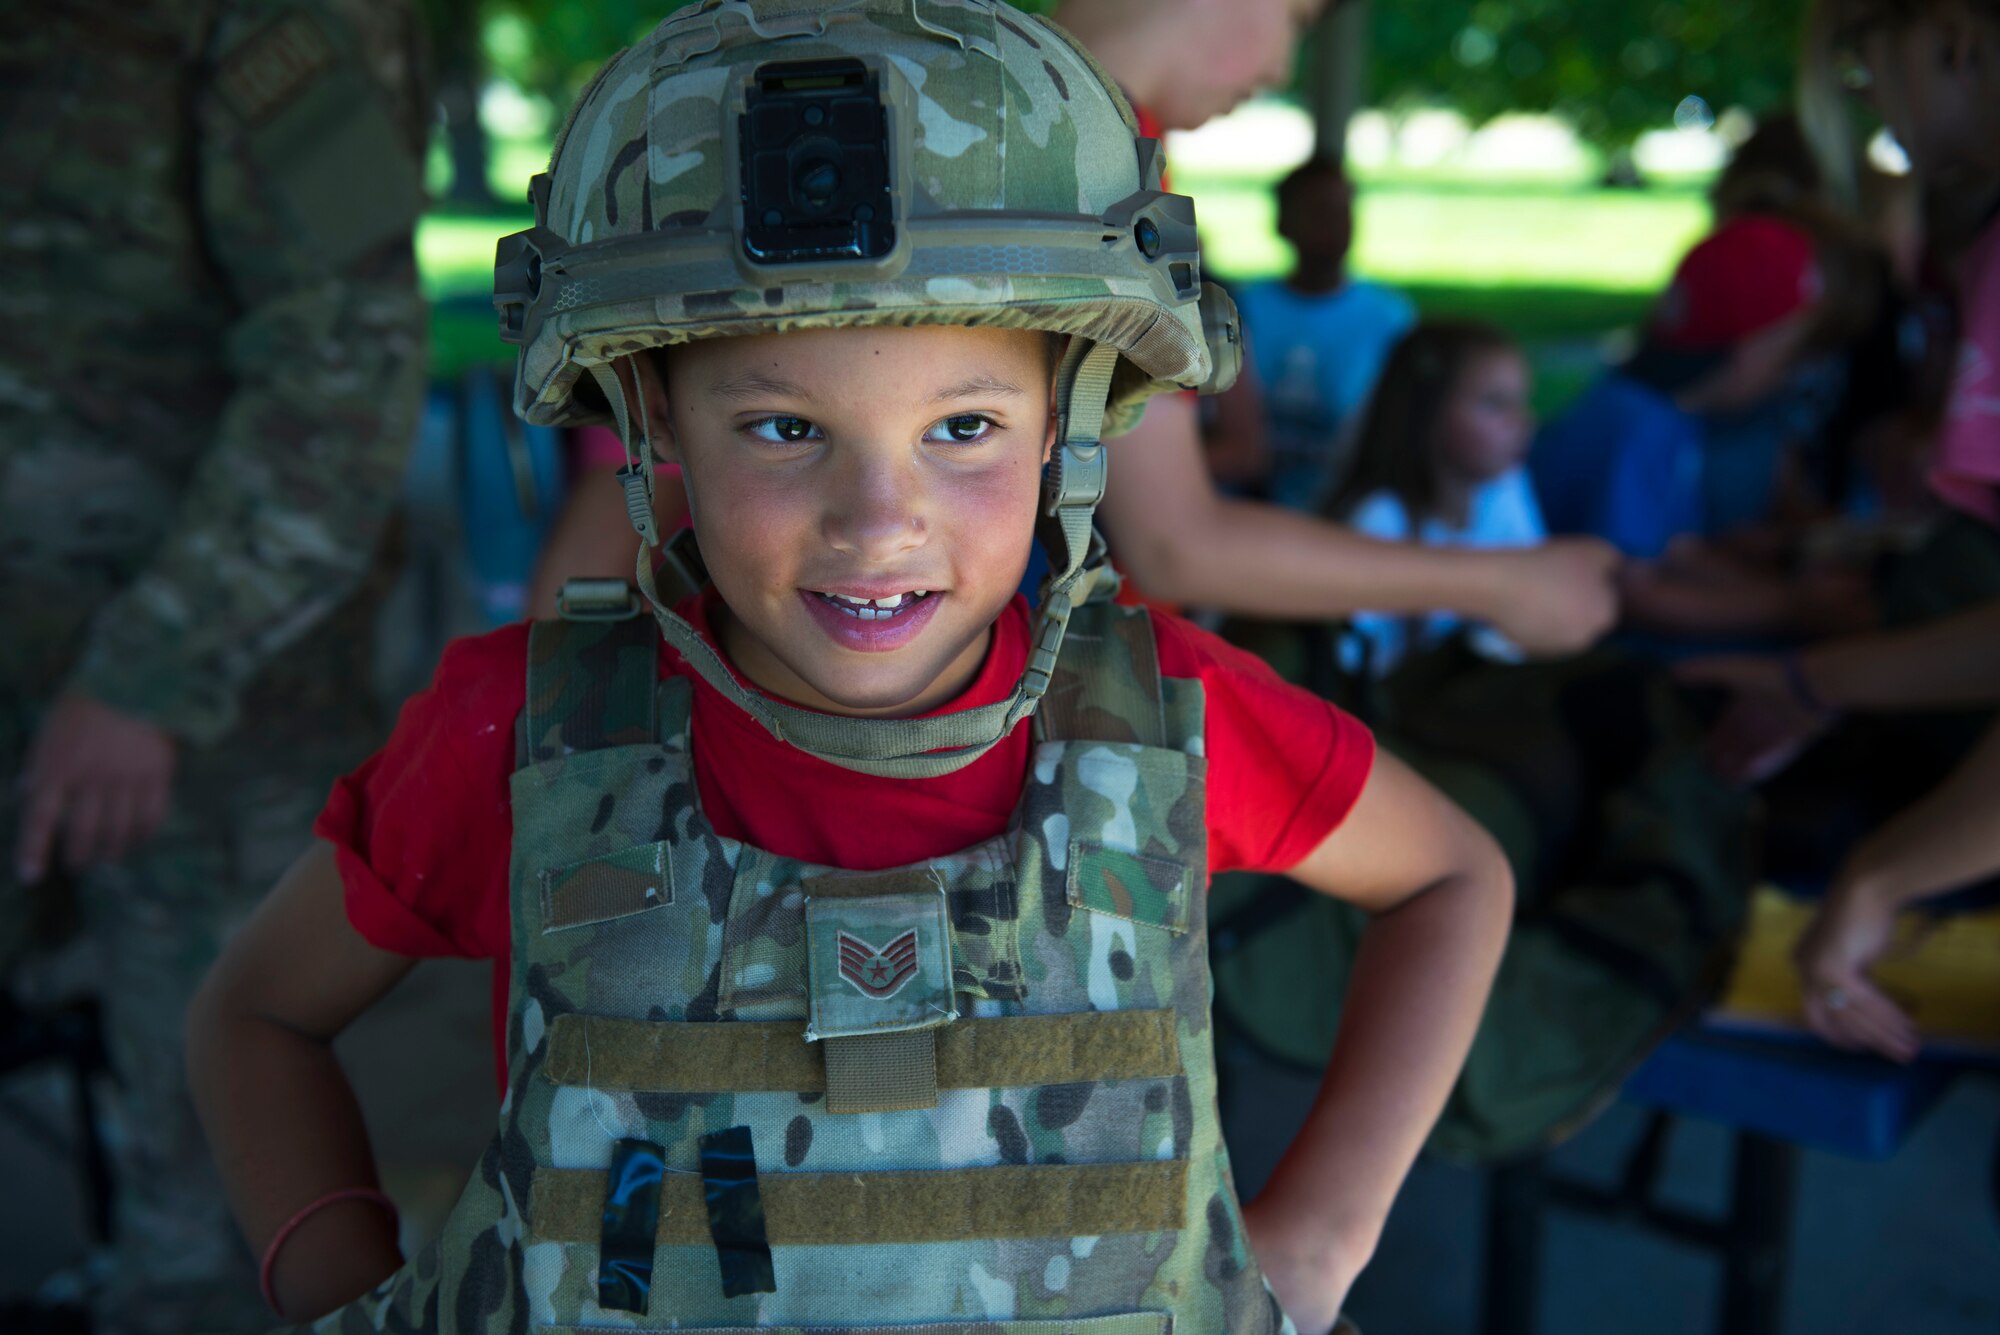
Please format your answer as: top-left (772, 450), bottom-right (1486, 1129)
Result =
top-left (318, 595), bottom-right (1371, 1090)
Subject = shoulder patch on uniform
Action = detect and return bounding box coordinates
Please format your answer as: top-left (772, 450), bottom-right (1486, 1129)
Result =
top-left (215, 10), bottom-right (338, 127)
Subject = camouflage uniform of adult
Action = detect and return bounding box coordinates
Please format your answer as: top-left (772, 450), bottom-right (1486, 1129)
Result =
top-left (0, 2), bottom-right (426, 1329)
top-left (280, 2), bottom-right (1354, 1331)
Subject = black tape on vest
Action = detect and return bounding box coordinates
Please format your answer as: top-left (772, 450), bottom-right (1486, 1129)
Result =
top-left (597, 1137), bottom-right (665, 1312)
top-left (699, 1125), bottom-right (777, 1297)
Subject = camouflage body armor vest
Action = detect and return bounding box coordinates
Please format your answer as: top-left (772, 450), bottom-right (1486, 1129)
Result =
top-left (304, 591), bottom-right (1291, 1334)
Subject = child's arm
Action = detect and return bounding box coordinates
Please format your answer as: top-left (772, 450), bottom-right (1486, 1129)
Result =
top-left (1677, 596), bottom-right (2000, 783)
top-left (1617, 555), bottom-right (1875, 639)
top-left (186, 840), bottom-right (419, 1319)
top-left (1202, 359), bottom-right (1273, 488)
top-left (1098, 393), bottom-right (1621, 654)
top-left (1242, 749), bottom-right (1512, 1331)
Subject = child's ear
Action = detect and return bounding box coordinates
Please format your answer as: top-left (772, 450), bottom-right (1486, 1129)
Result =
top-left (618, 352), bottom-right (682, 464)
top-left (1042, 338), bottom-right (1066, 465)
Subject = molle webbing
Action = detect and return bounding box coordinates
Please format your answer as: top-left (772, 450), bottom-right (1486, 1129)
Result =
top-left (529, 1160), bottom-right (1188, 1247)
top-left (822, 1029), bottom-right (938, 1114)
top-left (542, 1009), bottom-right (1183, 1093)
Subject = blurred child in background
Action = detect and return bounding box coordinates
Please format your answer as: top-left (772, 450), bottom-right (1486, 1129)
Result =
top-left (1679, 0), bottom-right (2000, 1057)
top-left (1534, 212), bottom-right (1825, 562)
top-left (1320, 322), bottom-right (1545, 677)
top-left (1209, 157), bottom-right (1416, 509)
top-left (1536, 206), bottom-right (1891, 641)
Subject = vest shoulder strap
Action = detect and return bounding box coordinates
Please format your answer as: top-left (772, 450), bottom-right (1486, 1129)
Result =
top-left (1036, 596), bottom-right (1167, 747)
top-left (657, 674), bottom-right (693, 751)
top-left (517, 615), bottom-right (660, 766)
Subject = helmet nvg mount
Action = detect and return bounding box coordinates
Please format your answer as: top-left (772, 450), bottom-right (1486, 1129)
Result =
top-left (493, 0), bottom-right (1240, 779)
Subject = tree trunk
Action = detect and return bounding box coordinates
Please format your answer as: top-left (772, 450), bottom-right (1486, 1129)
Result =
top-left (430, 0), bottom-right (494, 207)
top-left (1304, 0), bottom-right (1369, 165)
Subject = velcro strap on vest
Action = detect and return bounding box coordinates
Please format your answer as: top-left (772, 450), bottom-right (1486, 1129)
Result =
top-left (540, 842), bottom-right (672, 931)
top-left (542, 1010), bottom-right (1182, 1093)
top-left (539, 1317), bottom-right (1171, 1335)
top-left (529, 1160), bottom-right (1187, 1246)
top-left (823, 1030), bottom-right (938, 1114)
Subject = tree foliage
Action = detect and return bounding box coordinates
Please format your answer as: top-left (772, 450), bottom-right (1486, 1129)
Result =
top-left (473, 0), bottom-right (1059, 107)
top-left (423, 0), bottom-right (1807, 163)
top-left (1369, 0), bottom-right (1808, 148)
top-left (477, 0), bottom-right (702, 108)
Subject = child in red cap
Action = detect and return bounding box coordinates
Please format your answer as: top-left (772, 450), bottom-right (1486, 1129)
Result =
top-left (1654, 215), bottom-right (1824, 350)
top-left (1535, 212), bottom-right (1827, 555)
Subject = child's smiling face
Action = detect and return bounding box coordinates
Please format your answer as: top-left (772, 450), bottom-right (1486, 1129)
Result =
top-left (632, 325), bottom-right (1058, 719)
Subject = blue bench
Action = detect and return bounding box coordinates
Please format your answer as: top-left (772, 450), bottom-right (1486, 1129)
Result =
top-left (1628, 1027), bottom-right (1958, 1159)
top-left (1482, 1024), bottom-right (1966, 1335)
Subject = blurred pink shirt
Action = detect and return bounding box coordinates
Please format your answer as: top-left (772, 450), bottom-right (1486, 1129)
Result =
top-left (573, 424), bottom-right (680, 481)
top-left (1933, 216), bottom-right (2000, 525)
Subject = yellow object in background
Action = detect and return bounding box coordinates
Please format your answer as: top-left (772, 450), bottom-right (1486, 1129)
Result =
top-left (1711, 886), bottom-right (2000, 1054)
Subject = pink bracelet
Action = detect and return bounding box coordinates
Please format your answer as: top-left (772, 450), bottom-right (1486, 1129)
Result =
top-left (259, 1186), bottom-right (399, 1317)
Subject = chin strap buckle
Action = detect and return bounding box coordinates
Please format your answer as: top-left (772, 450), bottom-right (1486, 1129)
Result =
top-left (1022, 587), bottom-right (1074, 702)
top-left (617, 463), bottom-right (660, 548)
top-left (555, 578), bottom-right (642, 622)
top-left (1045, 440), bottom-right (1106, 516)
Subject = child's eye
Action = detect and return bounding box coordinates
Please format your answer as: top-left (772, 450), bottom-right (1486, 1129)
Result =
top-left (925, 414), bottom-right (996, 445)
top-left (747, 415), bottom-right (822, 445)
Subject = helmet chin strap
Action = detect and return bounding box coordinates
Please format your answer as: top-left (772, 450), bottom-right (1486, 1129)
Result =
top-left (584, 339), bottom-right (1120, 781)
top-left (598, 358), bottom-right (661, 548)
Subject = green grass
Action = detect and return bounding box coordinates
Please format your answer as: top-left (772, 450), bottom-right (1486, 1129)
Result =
top-left (1181, 168), bottom-right (1712, 292)
top-left (1399, 283), bottom-right (1650, 341)
top-left (417, 168), bottom-right (1709, 383)
top-left (420, 211), bottom-right (529, 378)
top-left (419, 211), bottom-right (530, 301)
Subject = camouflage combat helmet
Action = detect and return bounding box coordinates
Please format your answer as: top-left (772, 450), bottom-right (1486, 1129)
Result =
top-left (492, 0), bottom-right (1240, 779)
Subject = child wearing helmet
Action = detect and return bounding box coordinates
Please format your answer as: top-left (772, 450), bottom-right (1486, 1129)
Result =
top-left (187, 4), bottom-right (1511, 1331)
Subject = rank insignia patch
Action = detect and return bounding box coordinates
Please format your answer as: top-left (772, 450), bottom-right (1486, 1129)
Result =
top-left (838, 928), bottom-right (920, 1000)
top-left (216, 10), bottom-right (337, 127)
top-left (804, 886), bottom-right (956, 1041)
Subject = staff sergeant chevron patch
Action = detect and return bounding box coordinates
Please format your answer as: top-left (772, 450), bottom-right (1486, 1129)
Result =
top-left (838, 928), bottom-right (921, 1000)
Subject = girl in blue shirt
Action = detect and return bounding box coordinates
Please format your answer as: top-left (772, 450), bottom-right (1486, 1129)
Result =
top-left (1323, 321), bottom-right (1547, 676)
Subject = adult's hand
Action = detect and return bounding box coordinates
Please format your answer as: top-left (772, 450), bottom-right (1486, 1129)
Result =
top-left (1794, 877), bottom-right (1919, 1063)
top-left (1791, 564), bottom-right (1880, 637)
top-left (14, 692), bottom-right (177, 883)
top-left (1674, 654), bottom-right (1834, 785)
top-left (1480, 538), bottom-right (1622, 657)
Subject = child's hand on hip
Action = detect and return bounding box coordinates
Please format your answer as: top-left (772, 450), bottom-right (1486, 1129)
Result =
top-left (1242, 1192), bottom-right (1364, 1335)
